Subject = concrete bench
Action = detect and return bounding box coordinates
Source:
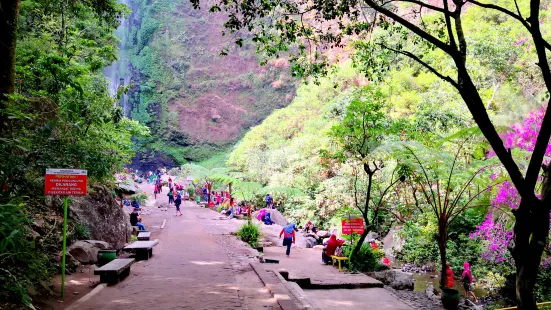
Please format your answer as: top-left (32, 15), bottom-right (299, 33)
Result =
top-left (123, 240), bottom-right (159, 260)
top-left (137, 231), bottom-right (151, 241)
top-left (94, 258), bottom-right (134, 284)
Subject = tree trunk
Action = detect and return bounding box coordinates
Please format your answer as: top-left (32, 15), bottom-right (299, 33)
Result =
top-left (350, 228), bottom-right (369, 262)
top-left (0, 0), bottom-right (21, 130)
top-left (513, 168), bottom-right (551, 310)
top-left (437, 220), bottom-right (448, 289)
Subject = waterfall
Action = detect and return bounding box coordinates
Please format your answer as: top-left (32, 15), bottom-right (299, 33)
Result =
top-left (103, 0), bottom-right (132, 117)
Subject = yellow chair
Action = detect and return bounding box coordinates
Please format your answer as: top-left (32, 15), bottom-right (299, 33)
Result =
top-left (331, 256), bottom-right (349, 272)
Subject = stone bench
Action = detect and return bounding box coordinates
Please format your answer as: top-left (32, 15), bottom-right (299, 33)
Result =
top-left (123, 240), bottom-right (159, 260)
top-left (94, 258), bottom-right (134, 284)
top-left (137, 231), bottom-right (151, 241)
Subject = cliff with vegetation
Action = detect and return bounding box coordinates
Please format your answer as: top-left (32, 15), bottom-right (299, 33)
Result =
top-left (123, 0), bottom-right (295, 167)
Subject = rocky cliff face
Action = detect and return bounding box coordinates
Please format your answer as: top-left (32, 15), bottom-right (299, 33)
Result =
top-left (122, 0), bottom-right (295, 167)
top-left (47, 186), bottom-right (131, 250)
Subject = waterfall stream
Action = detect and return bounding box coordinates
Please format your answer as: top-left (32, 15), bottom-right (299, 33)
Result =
top-left (103, 0), bottom-right (132, 117)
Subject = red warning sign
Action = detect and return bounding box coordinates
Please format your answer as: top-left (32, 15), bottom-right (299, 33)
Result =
top-left (45, 169), bottom-right (87, 196)
top-left (341, 217), bottom-right (365, 235)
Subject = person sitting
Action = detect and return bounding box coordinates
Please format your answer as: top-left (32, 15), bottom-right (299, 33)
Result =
top-left (305, 220), bottom-right (313, 233)
top-left (130, 209), bottom-right (145, 231)
top-left (263, 212), bottom-right (274, 225)
top-left (322, 234), bottom-right (345, 264)
top-left (131, 200), bottom-right (140, 210)
top-left (257, 208), bottom-right (267, 222)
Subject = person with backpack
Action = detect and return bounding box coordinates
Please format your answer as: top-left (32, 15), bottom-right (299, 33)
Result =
top-left (462, 262), bottom-right (478, 303)
top-left (174, 192), bottom-right (183, 216)
top-left (167, 188), bottom-right (174, 205)
top-left (279, 223), bottom-right (297, 257)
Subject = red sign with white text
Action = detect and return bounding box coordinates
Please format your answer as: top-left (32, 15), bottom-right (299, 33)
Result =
top-left (45, 169), bottom-right (87, 196)
top-left (341, 217), bottom-right (365, 235)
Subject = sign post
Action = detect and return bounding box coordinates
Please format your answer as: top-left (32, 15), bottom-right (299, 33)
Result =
top-left (44, 169), bottom-right (87, 297)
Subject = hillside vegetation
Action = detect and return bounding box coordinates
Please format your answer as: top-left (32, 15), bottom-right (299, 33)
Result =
top-left (222, 1), bottom-right (551, 305)
top-left (126, 0), bottom-right (296, 164)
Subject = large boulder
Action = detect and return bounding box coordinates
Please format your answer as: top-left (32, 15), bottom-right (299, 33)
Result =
top-left (252, 209), bottom-right (289, 226)
top-left (367, 269), bottom-right (414, 290)
top-left (68, 241), bottom-right (99, 264)
top-left (47, 185), bottom-right (132, 250)
top-left (304, 237), bottom-right (318, 248)
top-left (67, 240), bottom-right (110, 264)
top-left (316, 230), bottom-right (330, 238)
top-left (382, 225), bottom-right (405, 259)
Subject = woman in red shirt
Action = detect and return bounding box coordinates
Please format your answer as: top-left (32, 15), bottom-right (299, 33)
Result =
top-left (279, 223), bottom-right (297, 257)
top-left (323, 234), bottom-right (344, 264)
top-left (445, 262), bottom-right (455, 289)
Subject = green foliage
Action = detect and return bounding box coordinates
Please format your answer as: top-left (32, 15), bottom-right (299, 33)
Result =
top-left (131, 235), bottom-right (138, 242)
top-left (534, 268), bottom-right (551, 303)
top-left (72, 223), bottom-right (91, 241)
top-left (131, 192), bottom-right (149, 205)
top-left (236, 221), bottom-right (261, 248)
top-left (342, 243), bottom-right (385, 272)
top-left (0, 202), bottom-right (52, 306)
top-left (0, 0), bottom-right (148, 306)
top-left (186, 186), bottom-right (196, 198)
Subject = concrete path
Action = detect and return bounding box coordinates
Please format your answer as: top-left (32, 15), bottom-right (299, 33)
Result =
top-left (76, 201), bottom-right (277, 310)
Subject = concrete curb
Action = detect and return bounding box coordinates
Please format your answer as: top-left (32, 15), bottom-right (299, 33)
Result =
top-left (250, 262), bottom-right (309, 310)
top-left (65, 283), bottom-right (107, 310)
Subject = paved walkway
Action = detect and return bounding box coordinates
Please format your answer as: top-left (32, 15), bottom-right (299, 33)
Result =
top-left (77, 201), bottom-right (276, 310)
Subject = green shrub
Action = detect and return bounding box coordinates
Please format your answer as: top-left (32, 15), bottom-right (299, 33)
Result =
top-left (0, 202), bottom-right (52, 307)
top-left (131, 235), bottom-right (138, 242)
top-left (131, 192), bottom-right (148, 205)
top-left (535, 267), bottom-right (551, 302)
top-left (186, 186), bottom-right (195, 199)
top-left (236, 221), bottom-right (261, 248)
top-left (73, 223), bottom-right (91, 240)
top-left (342, 243), bottom-right (384, 272)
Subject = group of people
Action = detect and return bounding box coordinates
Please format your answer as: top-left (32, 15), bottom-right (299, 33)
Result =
top-left (200, 185), bottom-right (231, 206)
top-left (444, 262), bottom-right (478, 303)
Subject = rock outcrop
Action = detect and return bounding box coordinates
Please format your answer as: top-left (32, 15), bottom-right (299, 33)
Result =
top-left (367, 269), bottom-right (415, 290)
top-left (47, 185), bottom-right (131, 250)
top-left (67, 240), bottom-right (110, 264)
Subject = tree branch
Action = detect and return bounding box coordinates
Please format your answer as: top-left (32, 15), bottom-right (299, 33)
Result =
top-left (379, 44), bottom-right (458, 87)
top-left (362, 0), bottom-right (453, 55)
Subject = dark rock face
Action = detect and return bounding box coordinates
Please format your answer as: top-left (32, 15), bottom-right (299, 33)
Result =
top-left (47, 186), bottom-right (131, 250)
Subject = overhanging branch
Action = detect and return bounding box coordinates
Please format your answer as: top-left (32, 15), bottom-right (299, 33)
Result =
top-left (379, 44), bottom-right (459, 87)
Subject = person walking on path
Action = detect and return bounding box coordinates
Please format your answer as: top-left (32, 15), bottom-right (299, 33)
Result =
top-left (168, 188), bottom-right (174, 206)
top-left (174, 192), bottom-right (183, 216)
top-left (462, 262), bottom-right (478, 303)
top-left (279, 223), bottom-right (297, 257)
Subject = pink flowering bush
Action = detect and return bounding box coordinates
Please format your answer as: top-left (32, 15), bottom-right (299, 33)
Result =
top-left (472, 106), bottom-right (551, 268)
